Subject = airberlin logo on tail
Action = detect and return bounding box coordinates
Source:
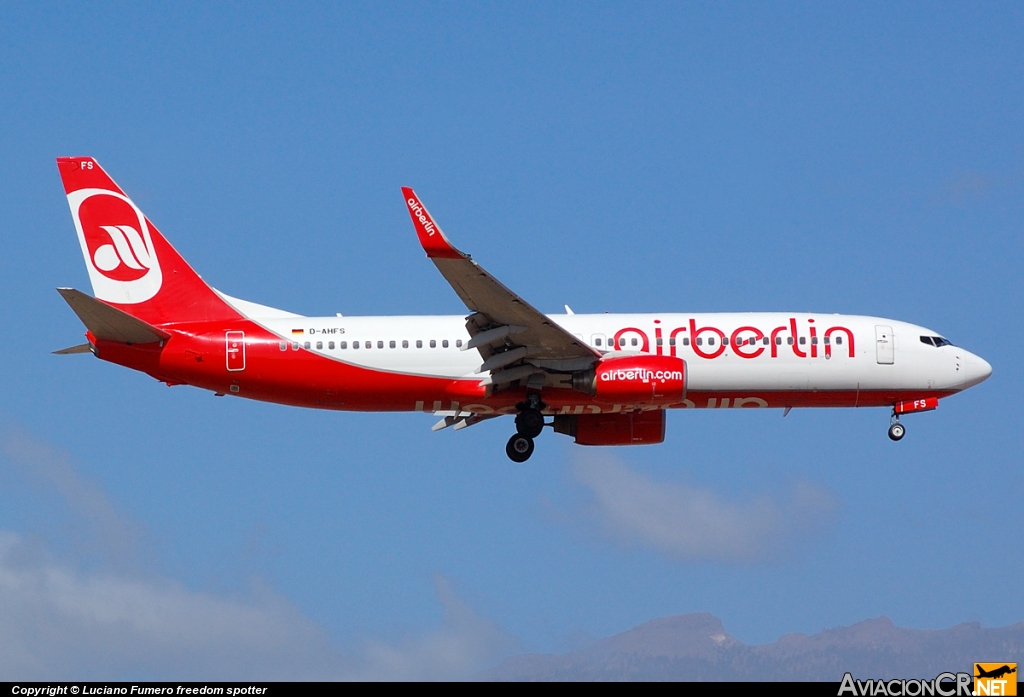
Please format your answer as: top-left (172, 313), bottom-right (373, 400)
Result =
top-left (67, 188), bottom-right (162, 304)
top-left (92, 224), bottom-right (154, 280)
top-left (407, 197), bottom-right (438, 237)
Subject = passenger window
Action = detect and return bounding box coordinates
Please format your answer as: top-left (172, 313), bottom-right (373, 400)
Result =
top-left (823, 337), bottom-right (830, 345)
top-left (708, 337), bottom-right (715, 346)
top-left (416, 340), bottom-right (423, 348)
top-left (340, 341), bottom-right (347, 349)
top-left (292, 342), bottom-right (299, 350)
top-left (722, 337), bottom-right (729, 346)
top-left (279, 342), bottom-right (287, 351)
top-left (683, 337), bottom-right (690, 346)
top-left (390, 340), bottom-right (396, 349)
top-left (402, 340), bottom-right (409, 348)
top-left (656, 338), bottom-right (663, 346)
top-left (799, 337), bottom-right (806, 345)
top-left (456, 339), bottom-right (462, 348)
top-left (595, 337), bottom-right (603, 346)
top-left (353, 341), bottom-right (359, 349)
top-left (775, 337), bottom-right (782, 345)
top-left (811, 337), bottom-right (818, 345)
top-left (631, 338), bottom-right (638, 346)
top-left (329, 341), bottom-right (335, 349)
top-left (304, 341), bottom-right (311, 349)
top-left (442, 339), bottom-right (449, 348)
top-left (763, 337), bottom-right (769, 345)
top-left (835, 336), bottom-right (843, 345)
top-left (316, 341), bottom-right (323, 349)
top-left (430, 340), bottom-right (437, 348)
top-left (787, 337), bottom-right (794, 345)
top-left (365, 341), bottom-right (371, 349)
top-left (668, 337), bottom-right (675, 346)
top-left (696, 337), bottom-right (703, 346)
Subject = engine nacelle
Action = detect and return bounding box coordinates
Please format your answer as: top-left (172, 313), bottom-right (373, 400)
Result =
top-left (553, 409), bottom-right (666, 446)
top-left (572, 355), bottom-right (686, 406)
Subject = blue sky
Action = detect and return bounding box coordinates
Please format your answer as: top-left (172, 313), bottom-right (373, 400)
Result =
top-left (0, 2), bottom-right (1021, 679)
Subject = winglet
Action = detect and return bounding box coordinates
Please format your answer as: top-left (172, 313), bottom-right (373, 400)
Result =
top-left (401, 187), bottom-right (465, 260)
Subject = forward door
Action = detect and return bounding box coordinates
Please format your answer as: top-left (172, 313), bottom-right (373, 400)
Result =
top-left (875, 325), bottom-right (894, 365)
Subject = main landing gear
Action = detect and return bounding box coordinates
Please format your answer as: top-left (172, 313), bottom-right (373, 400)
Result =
top-left (506, 395), bottom-right (546, 462)
top-left (888, 411), bottom-right (905, 441)
top-left (506, 433), bottom-right (535, 462)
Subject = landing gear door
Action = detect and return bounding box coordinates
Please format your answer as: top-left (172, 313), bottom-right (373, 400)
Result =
top-left (875, 325), bottom-right (894, 365)
top-left (226, 331), bottom-right (245, 372)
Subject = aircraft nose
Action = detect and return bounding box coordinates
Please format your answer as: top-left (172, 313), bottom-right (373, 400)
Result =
top-left (963, 352), bottom-right (993, 388)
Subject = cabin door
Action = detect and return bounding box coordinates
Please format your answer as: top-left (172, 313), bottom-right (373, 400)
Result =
top-left (875, 325), bottom-right (894, 365)
top-left (226, 331), bottom-right (246, 371)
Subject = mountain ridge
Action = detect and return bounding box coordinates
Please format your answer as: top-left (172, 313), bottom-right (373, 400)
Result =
top-left (482, 614), bottom-right (1024, 681)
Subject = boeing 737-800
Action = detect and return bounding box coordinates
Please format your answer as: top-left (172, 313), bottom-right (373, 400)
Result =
top-left (55, 157), bottom-right (992, 461)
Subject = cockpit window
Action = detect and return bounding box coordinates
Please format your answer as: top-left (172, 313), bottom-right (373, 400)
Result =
top-left (920, 336), bottom-right (935, 346)
top-left (921, 335), bottom-right (954, 348)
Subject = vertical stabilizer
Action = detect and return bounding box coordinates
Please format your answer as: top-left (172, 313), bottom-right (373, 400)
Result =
top-left (56, 157), bottom-right (240, 325)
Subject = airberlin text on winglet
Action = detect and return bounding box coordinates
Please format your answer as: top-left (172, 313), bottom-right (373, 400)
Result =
top-left (406, 196), bottom-right (437, 237)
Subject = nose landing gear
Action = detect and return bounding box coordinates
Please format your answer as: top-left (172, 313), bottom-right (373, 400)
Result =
top-left (888, 411), bottom-right (905, 441)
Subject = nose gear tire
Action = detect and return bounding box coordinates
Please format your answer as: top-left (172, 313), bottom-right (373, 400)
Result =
top-left (888, 423), bottom-right (905, 441)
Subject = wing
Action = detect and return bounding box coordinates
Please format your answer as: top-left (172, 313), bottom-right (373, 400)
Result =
top-left (402, 188), bottom-right (599, 385)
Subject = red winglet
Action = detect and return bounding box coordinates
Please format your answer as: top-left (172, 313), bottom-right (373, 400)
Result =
top-left (401, 187), bottom-right (464, 260)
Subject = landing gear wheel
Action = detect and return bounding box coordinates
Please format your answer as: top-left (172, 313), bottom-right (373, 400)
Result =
top-left (506, 434), bottom-right (535, 462)
top-left (515, 408), bottom-right (545, 439)
top-left (888, 422), bottom-right (905, 441)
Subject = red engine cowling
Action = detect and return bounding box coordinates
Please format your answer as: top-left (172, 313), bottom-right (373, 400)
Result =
top-left (573, 355), bottom-right (686, 406)
top-left (554, 409), bottom-right (666, 446)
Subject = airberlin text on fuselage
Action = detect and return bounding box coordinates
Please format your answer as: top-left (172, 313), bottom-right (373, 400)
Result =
top-left (614, 317), bottom-right (856, 361)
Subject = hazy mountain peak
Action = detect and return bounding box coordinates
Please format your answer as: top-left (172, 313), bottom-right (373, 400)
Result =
top-left (483, 614), bottom-right (1024, 681)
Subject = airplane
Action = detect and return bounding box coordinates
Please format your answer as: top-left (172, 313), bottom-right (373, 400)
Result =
top-left (54, 157), bottom-right (992, 462)
top-left (976, 665), bottom-right (1016, 680)
top-left (974, 663), bottom-right (1015, 679)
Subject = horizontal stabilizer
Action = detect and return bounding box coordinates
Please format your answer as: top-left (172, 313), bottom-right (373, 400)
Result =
top-left (57, 288), bottom-right (171, 345)
top-left (52, 343), bottom-right (93, 355)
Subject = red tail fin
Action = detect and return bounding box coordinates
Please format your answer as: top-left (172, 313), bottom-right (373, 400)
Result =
top-left (57, 157), bottom-right (240, 326)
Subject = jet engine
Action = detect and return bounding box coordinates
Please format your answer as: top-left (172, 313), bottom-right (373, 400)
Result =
top-left (553, 409), bottom-right (666, 445)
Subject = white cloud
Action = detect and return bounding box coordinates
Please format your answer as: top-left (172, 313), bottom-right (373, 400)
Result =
top-left (0, 531), bottom-right (342, 680)
top-left (570, 454), bottom-right (839, 563)
top-left (349, 576), bottom-right (519, 681)
top-left (1, 425), bottom-right (142, 564)
top-left (0, 425), bottom-right (513, 681)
